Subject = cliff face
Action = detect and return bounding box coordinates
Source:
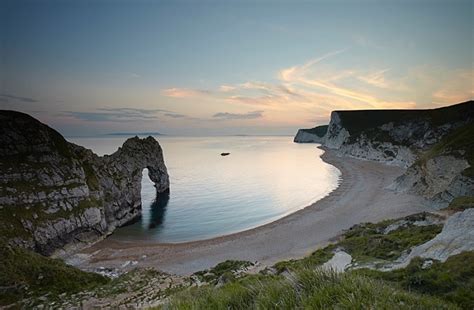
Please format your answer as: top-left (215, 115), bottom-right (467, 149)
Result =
top-left (388, 122), bottom-right (474, 207)
top-left (324, 102), bottom-right (473, 167)
top-left (394, 208), bottom-right (474, 268)
top-left (294, 125), bottom-right (328, 143)
top-left (0, 111), bottom-right (169, 255)
top-left (322, 101), bottom-right (474, 207)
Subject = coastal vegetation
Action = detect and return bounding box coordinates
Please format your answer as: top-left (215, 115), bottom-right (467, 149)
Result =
top-left (356, 252), bottom-right (474, 309)
top-left (274, 212), bottom-right (442, 272)
top-left (163, 213), bottom-right (470, 309)
top-left (3, 210), bottom-right (472, 309)
top-left (0, 241), bottom-right (108, 306)
top-left (165, 267), bottom-right (459, 309)
top-left (446, 196), bottom-right (474, 212)
top-left (193, 260), bottom-right (253, 284)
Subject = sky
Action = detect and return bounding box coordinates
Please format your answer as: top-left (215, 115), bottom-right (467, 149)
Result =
top-left (1, 0), bottom-right (473, 136)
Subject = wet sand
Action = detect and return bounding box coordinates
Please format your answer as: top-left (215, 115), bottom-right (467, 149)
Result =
top-left (69, 148), bottom-right (429, 275)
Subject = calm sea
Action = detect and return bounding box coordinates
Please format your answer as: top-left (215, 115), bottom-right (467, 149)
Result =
top-left (68, 136), bottom-right (340, 243)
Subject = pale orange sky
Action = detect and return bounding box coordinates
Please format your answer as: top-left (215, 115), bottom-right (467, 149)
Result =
top-left (2, 1), bottom-right (473, 136)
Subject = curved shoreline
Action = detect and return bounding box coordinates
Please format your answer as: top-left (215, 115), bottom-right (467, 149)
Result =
top-left (69, 147), bottom-right (429, 275)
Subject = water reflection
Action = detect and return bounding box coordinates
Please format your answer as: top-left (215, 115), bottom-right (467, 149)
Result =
top-left (148, 191), bottom-right (170, 229)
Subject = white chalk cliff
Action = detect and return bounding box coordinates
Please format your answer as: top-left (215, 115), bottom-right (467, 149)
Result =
top-left (294, 101), bottom-right (473, 207)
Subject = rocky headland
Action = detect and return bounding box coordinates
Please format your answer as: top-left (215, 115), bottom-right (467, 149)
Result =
top-left (0, 110), bottom-right (169, 256)
top-left (295, 101), bottom-right (474, 208)
top-left (293, 125), bottom-right (328, 143)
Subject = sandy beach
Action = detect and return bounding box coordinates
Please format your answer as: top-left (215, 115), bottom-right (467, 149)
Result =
top-left (70, 147), bottom-right (430, 275)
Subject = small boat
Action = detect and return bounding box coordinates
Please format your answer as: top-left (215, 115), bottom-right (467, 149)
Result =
top-left (220, 152), bottom-right (230, 156)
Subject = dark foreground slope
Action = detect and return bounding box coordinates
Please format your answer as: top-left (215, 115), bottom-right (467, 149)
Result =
top-left (4, 210), bottom-right (472, 308)
top-left (0, 240), bottom-right (109, 305)
top-left (0, 110), bottom-right (169, 255)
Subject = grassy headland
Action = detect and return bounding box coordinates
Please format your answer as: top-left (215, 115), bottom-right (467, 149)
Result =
top-left (300, 125), bottom-right (329, 137)
top-left (335, 100), bottom-right (473, 136)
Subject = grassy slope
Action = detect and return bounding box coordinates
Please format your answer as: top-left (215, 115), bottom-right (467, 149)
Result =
top-left (274, 213), bottom-right (442, 272)
top-left (0, 242), bottom-right (109, 306)
top-left (165, 268), bottom-right (455, 309)
top-left (335, 100), bottom-right (473, 136)
top-left (193, 260), bottom-right (252, 284)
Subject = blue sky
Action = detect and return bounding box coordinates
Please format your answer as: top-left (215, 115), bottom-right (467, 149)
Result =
top-left (1, 0), bottom-right (473, 136)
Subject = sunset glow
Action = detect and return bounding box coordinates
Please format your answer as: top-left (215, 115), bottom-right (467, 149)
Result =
top-left (2, 0), bottom-right (472, 136)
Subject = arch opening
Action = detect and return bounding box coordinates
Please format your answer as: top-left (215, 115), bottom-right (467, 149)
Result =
top-left (140, 168), bottom-right (169, 230)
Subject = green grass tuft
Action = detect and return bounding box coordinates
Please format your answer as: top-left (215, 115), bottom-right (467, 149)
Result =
top-left (164, 268), bottom-right (456, 309)
top-left (339, 220), bottom-right (442, 262)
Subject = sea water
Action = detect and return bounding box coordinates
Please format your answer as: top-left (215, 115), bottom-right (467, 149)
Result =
top-left (68, 136), bottom-right (340, 243)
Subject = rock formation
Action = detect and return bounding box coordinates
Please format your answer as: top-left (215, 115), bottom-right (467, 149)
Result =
top-left (388, 120), bottom-right (474, 207)
top-left (323, 101), bottom-right (473, 167)
top-left (393, 208), bottom-right (474, 268)
top-left (294, 101), bottom-right (473, 207)
top-left (306, 101), bottom-right (474, 207)
top-left (293, 125), bottom-right (328, 143)
top-left (0, 110), bottom-right (169, 255)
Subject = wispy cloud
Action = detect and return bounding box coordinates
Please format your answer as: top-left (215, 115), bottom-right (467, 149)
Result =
top-left (297, 76), bottom-right (414, 108)
top-left (161, 49), bottom-right (470, 126)
top-left (219, 85), bottom-right (236, 92)
top-left (213, 110), bottom-right (264, 120)
top-left (357, 69), bottom-right (391, 88)
top-left (164, 113), bottom-right (187, 118)
top-left (279, 49), bottom-right (346, 82)
top-left (278, 52), bottom-right (416, 109)
top-left (0, 93), bottom-right (39, 103)
top-left (162, 88), bottom-right (212, 98)
top-left (62, 107), bottom-right (169, 122)
top-left (226, 95), bottom-right (282, 107)
top-left (162, 81), bottom-right (305, 108)
top-left (98, 107), bottom-right (170, 113)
